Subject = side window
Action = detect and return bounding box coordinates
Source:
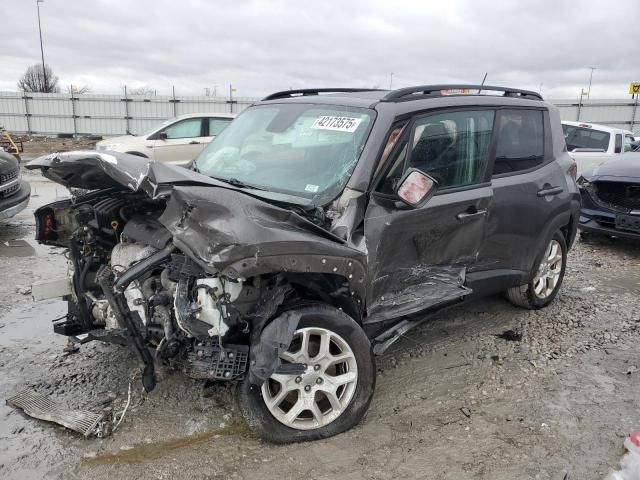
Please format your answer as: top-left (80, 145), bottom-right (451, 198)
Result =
top-left (615, 134), bottom-right (623, 154)
top-left (208, 118), bottom-right (231, 136)
top-left (161, 118), bottom-right (202, 139)
top-left (564, 126), bottom-right (610, 151)
top-left (493, 110), bottom-right (544, 175)
top-left (624, 134), bottom-right (634, 152)
top-left (377, 110), bottom-right (494, 194)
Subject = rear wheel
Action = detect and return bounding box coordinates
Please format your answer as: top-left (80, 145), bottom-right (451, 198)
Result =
top-left (238, 304), bottom-right (375, 443)
top-left (506, 231), bottom-right (567, 309)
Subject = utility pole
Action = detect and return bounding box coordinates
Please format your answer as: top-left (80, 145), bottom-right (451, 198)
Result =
top-left (587, 66), bottom-right (596, 99)
top-left (227, 84), bottom-right (237, 113)
top-left (577, 88), bottom-right (588, 121)
top-left (36, 0), bottom-right (47, 91)
top-left (389, 72), bottom-right (394, 90)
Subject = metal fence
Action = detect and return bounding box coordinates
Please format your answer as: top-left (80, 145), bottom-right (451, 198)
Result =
top-left (0, 91), bottom-right (259, 136)
top-left (1, 91), bottom-right (639, 136)
top-left (545, 98), bottom-right (640, 133)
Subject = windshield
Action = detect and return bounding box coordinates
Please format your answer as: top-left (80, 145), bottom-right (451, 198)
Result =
top-left (192, 104), bottom-right (374, 204)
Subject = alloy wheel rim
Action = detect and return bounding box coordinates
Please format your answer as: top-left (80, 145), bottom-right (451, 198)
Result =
top-left (532, 239), bottom-right (563, 299)
top-left (261, 327), bottom-right (358, 430)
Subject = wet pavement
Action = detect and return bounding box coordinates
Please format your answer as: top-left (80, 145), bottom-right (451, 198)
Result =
top-left (1, 168), bottom-right (640, 480)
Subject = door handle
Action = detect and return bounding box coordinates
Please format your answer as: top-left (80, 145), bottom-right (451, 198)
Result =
top-left (189, 141), bottom-right (200, 145)
top-left (456, 209), bottom-right (487, 222)
top-left (537, 186), bottom-right (563, 197)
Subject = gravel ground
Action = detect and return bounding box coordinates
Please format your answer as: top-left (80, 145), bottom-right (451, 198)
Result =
top-left (1, 169), bottom-right (639, 480)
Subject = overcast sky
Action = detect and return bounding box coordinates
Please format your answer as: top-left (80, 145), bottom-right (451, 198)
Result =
top-left (2, 0), bottom-right (639, 99)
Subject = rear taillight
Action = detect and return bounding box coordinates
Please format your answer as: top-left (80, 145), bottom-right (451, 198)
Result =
top-left (567, 162), bottom-right (577, 180)
top-left (36, 209), bottom-right (58, 242)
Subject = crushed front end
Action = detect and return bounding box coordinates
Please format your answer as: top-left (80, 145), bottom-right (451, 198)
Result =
top-left (33, 187), bottom-right (257, 391)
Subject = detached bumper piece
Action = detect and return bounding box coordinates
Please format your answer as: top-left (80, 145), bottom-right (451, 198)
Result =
top-left (7, 389), bottom-right (104, 437)
top-left (184, 343), bottom-right (249, 380)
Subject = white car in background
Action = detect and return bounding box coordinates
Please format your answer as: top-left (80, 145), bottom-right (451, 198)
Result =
top-left (96, 113), bottom-right (235, 165)
top-left (562, 121), bottom-right (635, 175)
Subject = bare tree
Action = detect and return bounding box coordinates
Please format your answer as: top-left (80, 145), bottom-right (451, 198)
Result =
top-left (65, 84), bottom-right (92, 94)
top-left (17, 64), bottom-right (59, 93)
top-left (129, 85), bottom-right (155, 96)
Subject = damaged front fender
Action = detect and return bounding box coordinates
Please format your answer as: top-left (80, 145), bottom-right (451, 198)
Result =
top-left (158, 186), bottom-right (368, 301)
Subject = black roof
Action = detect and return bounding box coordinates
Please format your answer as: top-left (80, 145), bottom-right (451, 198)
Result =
top-left (259, 85), bottom-right (547, 111)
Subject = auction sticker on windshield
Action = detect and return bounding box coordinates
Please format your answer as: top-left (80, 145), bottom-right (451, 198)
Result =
top-left (311, 116), bottom-right (362, 132)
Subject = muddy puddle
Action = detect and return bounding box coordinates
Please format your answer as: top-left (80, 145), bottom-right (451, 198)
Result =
top-left (83, 420), bottom-right (252, 466)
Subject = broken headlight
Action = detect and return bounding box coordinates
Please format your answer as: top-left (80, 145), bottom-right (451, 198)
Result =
top-left (576, 176), bottom-right (591, 188)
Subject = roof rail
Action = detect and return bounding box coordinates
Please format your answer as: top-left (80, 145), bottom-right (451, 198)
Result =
top-left (382, 84), bottom-right (543, 102)
top-left (262, 88), bottom-right (383, 101)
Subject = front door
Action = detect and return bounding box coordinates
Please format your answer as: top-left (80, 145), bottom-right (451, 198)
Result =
top-left (152, 117), bottom-right (207, 165)
top-left (364, 108), bottom-right (496, 322)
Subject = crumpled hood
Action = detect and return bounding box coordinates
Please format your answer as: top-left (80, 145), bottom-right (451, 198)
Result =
top-left (583, 152), bottom-right (640, 182)
top-left (25, 150), bottom-right (220, 197)
top-left (26, 150), bottom-right (367, 292)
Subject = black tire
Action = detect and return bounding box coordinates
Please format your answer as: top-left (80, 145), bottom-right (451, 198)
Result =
top-left (238, 304), bottom-right (375, 443)
top-left (506, 231), bottom-right (567, 309)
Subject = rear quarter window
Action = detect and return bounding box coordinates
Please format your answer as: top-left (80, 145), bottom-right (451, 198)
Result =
top-left (563, 125), bottom-right (610, 152)
top-left (493, 109), bottom-right (544, 175)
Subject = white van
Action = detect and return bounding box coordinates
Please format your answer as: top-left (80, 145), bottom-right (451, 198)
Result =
top-left (562, 121), bottom-right (635, 175)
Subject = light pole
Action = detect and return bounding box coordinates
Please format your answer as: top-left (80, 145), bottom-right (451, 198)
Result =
top-left (389, 72), bottom-right (394, 90)
top-left (587, 66), bottom-right (596, 99)
top-left (36, 0), bottom-right (47, 91)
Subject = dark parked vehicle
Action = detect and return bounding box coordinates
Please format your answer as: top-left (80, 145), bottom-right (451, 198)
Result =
top-left (577, 152), bottom-right (640, 240)
top-left (27, 85), bottom-right (580, 443)
top-left (0, 150), bottom-right (30, 221)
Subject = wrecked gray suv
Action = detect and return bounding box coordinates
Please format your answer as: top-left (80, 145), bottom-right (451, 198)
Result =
top-left (27, 85), bottom-right (580, 443)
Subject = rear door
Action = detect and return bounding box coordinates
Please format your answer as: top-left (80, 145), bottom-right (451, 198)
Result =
top-left (201, 117), bottom-right (233, 147)
top-left (151, 117), bottom-right (207, 165)
top-left (476, 108), bottom-right (570, 281)
top-left (364, 108), bottom-right (496, 322)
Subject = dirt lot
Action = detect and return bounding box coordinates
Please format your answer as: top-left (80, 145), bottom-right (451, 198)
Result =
top-left (1, 168), bottom-right (639, 480)
top-left (11, 135), bottom-right (100, 158)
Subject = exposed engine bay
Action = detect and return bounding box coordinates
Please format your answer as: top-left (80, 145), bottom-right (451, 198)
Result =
top-left (34, 188), bottom-right (289, 391)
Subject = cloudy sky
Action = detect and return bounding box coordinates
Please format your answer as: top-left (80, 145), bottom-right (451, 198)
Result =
top-left (2, 0), bottom-right (639, 99)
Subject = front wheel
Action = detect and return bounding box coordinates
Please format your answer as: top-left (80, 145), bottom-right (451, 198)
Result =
top-left (238, 304), bottom-right (375, 443)
top-left (506, 231), bottom-right (567, 309)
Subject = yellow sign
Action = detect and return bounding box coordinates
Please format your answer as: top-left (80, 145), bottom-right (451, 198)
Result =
top-left (629, 82), bottom-right (640, 95)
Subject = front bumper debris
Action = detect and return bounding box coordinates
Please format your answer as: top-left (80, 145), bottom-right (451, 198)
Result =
top-left (7, 388), bottom-right (105, 437)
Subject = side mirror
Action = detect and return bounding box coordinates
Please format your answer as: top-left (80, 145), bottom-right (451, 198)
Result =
top-left (157, 132), bottom-right (168, 140)
top-left (395, 168), bottom-right (438, 208)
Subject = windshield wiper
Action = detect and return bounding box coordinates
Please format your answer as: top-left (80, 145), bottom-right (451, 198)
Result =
top-left (211, 176), bottom-right (266, 191)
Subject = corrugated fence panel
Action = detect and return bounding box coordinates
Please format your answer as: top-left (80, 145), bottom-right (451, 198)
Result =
top-left (0, 92), bottom-right (28, 132)
top-left (128, 97), bottom-right (174, 120)
top-left (552, 98), bottom-right (640, 131)
top-left (1, 92), bottom-right (638, 135)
